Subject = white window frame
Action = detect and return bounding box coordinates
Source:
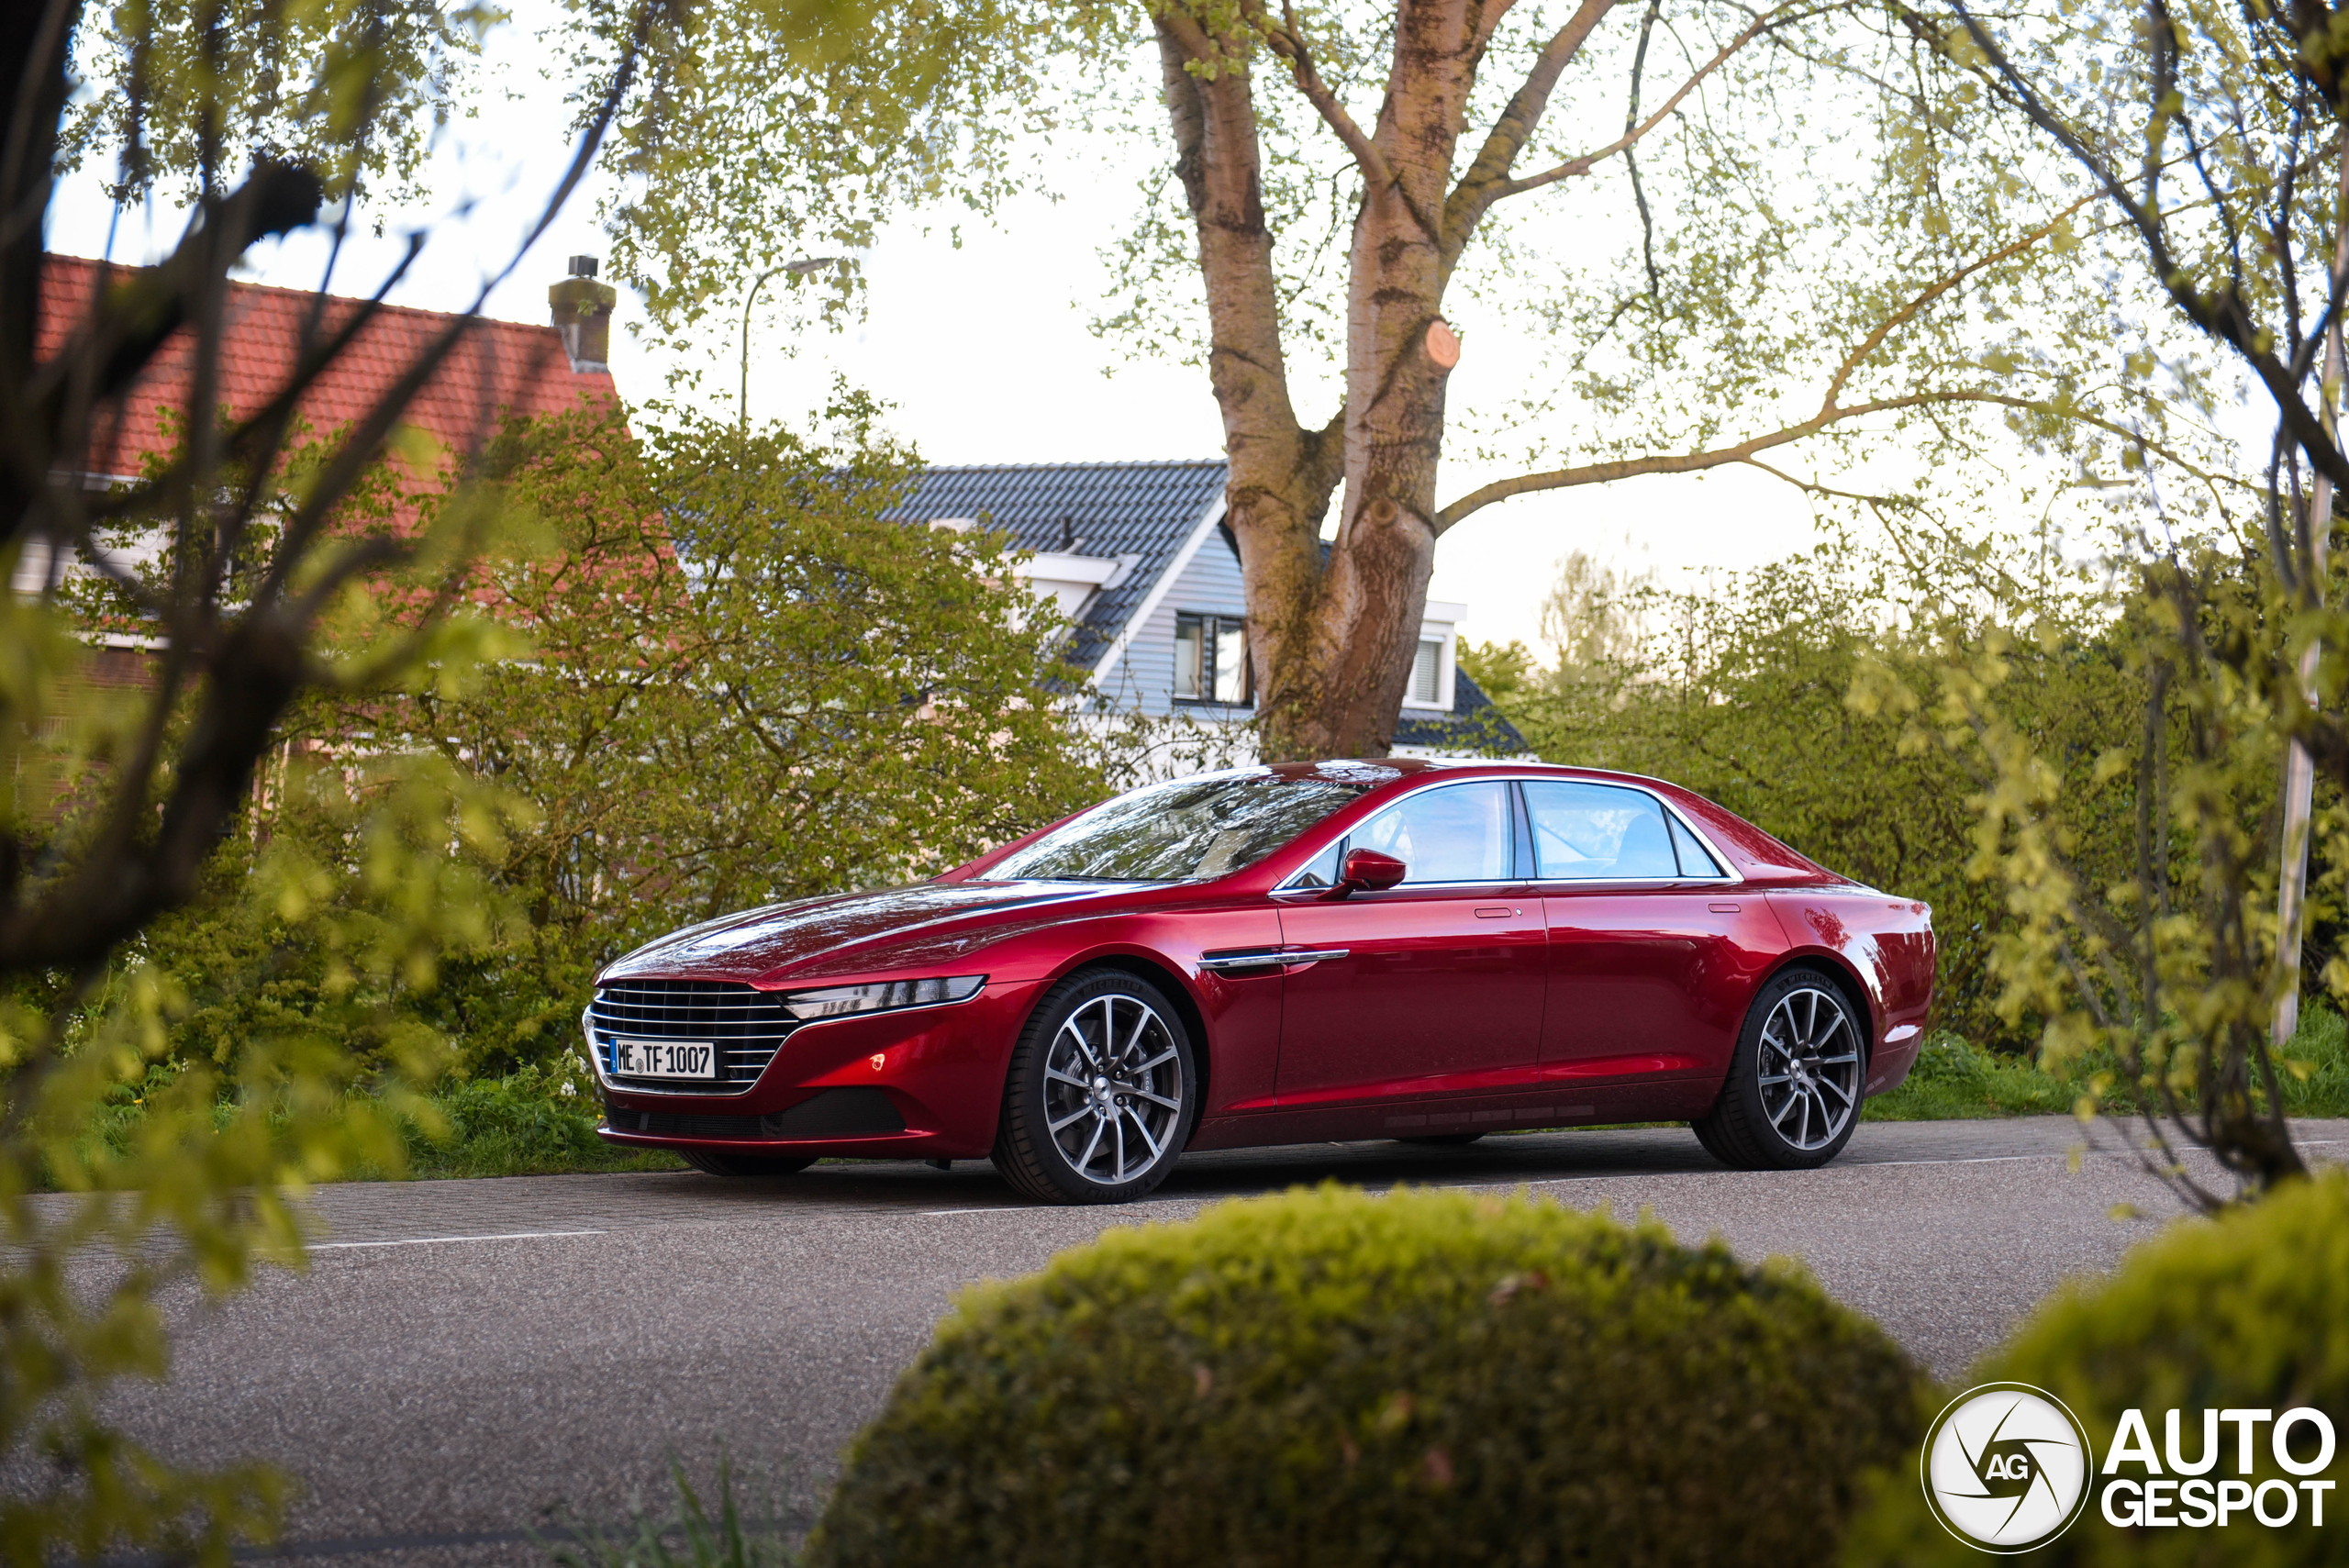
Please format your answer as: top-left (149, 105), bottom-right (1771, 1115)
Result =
top-left (1398, 620), bottom-right (1456, 711)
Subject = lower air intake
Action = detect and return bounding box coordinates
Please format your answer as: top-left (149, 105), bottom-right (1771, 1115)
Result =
top-left (607, 1087), bottom-right (906, 1140)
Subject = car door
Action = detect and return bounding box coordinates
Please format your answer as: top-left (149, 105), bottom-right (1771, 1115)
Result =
top-left (1523, 779), bottom-right (1787, 1100)
top-left (1273, 780), bottom-right (1546, 1116)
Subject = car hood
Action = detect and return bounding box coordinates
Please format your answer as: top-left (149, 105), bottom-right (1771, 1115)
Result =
top-left (596, 882), bottom-right (1125, 984)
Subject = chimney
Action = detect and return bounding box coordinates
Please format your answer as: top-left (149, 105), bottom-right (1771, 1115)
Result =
top-left (549, 254), bottom-right (616, 373)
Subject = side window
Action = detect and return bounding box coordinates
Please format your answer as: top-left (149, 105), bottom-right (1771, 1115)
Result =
top-left (1522, 781), bottom-right (1680, 880)
top-left (1286, 840), bottom-right (1345, 889)
top-left (1352, 782), bottom-right (1512, 883)
top-left (1667, 813), bottom-right (1725, 877)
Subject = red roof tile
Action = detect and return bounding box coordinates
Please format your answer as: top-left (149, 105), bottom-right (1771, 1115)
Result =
top-left (39, 251), bottom-right (618, 478)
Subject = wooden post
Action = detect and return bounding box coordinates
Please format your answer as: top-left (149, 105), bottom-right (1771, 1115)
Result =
top-left (2272, 143), bottom-right (2349, 1048)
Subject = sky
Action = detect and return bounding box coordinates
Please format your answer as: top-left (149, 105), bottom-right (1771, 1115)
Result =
top-left (44, 10), bottom-right (1898, 654)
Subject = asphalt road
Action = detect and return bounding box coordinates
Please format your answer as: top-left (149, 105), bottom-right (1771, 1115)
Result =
top-left (45, 1116), bottom-right (2349, 1564)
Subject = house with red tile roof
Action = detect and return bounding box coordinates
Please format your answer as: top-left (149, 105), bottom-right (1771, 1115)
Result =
top-left (34, 250), bottom-right (621, 487)
top-left (28, 251), bottom-right (625, 673)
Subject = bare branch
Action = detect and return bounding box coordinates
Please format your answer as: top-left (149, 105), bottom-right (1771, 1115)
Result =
top-left (1623, 0), bottom-right (1666, 306)
top-left (1492, 4), bottom-right (1809, 202)
top-left (1253, 0), bottom-right (1443, 245)
top-left (1436, 194), bottom-right (2179, 530)
top-left (1898, 0), bottom-right (2349, 489)
top-left (1434, 388), bottom-right (2228, 529)
top-left (1442, 0), bottom-right (1618, 263)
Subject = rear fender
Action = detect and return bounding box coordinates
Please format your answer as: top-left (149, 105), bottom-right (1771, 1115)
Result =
top-left (1763, 891), bottom-right (1936, 1096)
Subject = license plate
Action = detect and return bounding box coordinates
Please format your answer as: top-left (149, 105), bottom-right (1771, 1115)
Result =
top-left (612, 1040), bottom-right (715, 1080)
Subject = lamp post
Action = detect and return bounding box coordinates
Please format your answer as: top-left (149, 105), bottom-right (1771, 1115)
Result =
top-left (739, 255), bottom-right (847, 431)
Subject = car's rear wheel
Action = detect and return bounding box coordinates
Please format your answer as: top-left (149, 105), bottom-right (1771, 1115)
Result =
top-left (678, 1150), bottom-right (818, 1178)
top-left (1694, 969), bottom-right (1865, 1170)
top-left (993, 968), bottom-right (1196, 1205)
top-left (1396, 1132), bottom-right (1485, 1147)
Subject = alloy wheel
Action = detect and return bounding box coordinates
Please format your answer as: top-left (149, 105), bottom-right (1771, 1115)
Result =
top-left (1755, 984), bottom-right (1861, 1151)
top-left (1041, 992), bottom-right (1185, 1185)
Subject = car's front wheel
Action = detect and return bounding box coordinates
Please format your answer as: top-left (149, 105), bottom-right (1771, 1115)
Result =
top-left (993, 968), bottom-right (1196, 1204)
top-left (679, 1150), bottom-right (818, 1178)
top-left (1694, 969), bottom-right (1865, 1170)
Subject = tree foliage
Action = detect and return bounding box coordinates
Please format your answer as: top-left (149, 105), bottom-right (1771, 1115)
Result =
top-left (1888, 553), bottom-right (2335, 1205)
top-left (365, 398), bottom-right (1105, 1073)
top-left (1897, 0), bottom-right (2349, 1198)
top-left (60, 0), bottom-right (496, 216)
top-left (568, 0), bottom-right (2219, 756)
top-left (0, 0), bottom-right (875, 1556)
top-left (1474, 528), bottom-right (2346, 1206)
top-left (1466, 544), bottom-right (2143, 1050)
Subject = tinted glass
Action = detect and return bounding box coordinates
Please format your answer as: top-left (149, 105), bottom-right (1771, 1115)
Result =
top-left (1287, 840), bottom-right (1346, 890)
top-left (1524, 781), bottom-right (1680, 879)
top-left (1352, 782), bottom-right (1512, 883)
top-left (1668, 813), bottom-right (1725, 876)
top-left (990, 771), bottom-right (1372, 882)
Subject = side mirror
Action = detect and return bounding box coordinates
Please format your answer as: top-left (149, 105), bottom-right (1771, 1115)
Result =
top-left (1340, 848), bottom-right (1407, 894)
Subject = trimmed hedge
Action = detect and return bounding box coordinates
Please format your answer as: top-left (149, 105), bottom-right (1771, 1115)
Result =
top-left (807, 1184), bottom-right (1926, 1568)
top-left (1844, 1170), bottom-right (2349, 1566)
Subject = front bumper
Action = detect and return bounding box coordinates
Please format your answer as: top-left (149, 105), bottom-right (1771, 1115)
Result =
top-left (588, 976), bottom-right (1045, 1161)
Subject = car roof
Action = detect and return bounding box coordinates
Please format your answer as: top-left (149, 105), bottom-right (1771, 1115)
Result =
top-left (1250, 758), bottom-right (1675, 790)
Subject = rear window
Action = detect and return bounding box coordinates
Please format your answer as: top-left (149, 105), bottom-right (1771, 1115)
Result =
top-left (1523, 780), bottom-right (1721, 879)
top-left (989, 769), bottom-right (1375, 883)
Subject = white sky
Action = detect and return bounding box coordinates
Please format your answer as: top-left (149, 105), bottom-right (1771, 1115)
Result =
top-left (42, 10), bottom-right (1915, 654)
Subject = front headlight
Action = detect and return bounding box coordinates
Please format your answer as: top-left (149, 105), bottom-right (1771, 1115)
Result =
top-left (781, 974), bottom-right (987, 1021)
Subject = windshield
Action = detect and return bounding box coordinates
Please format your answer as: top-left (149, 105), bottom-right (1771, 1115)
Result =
top-left (989, 770), bottom-right (1375, 882)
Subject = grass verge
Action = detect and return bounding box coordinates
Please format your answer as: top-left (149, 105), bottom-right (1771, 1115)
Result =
top-left (395, 1068), bottom-right (684, 1179)
top-left (1863, 1004), bottom-right (2349, 1120)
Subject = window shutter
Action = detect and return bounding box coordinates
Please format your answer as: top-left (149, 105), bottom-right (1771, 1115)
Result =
top-left (1409, 639), bottom-right (1442, 704)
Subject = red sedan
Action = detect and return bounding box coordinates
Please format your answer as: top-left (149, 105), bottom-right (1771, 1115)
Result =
top-left (588, 761), bottom-right (1935, 1203)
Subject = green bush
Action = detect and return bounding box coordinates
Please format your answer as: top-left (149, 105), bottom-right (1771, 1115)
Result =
top-left (807, 1185), bottom-right (1927, 1568)
top-left (1862, 1007), bottom-right (2349, 1122)
top-left (1843, 1171), bottom-right (2349, 1566)
top-left (1863, 1031), bottom-right (2078, 1120)
top-left (1465, 547), bottom-right (2147, 1051)
top-left (395, 1066), bottom-right (681, 1179)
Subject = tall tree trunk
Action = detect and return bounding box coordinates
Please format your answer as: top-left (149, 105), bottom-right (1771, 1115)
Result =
top-left (1160, 2), bottom-right (1484, 762)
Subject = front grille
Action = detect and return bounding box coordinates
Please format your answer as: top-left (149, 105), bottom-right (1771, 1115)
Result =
top-left (607, 1089), bottom-right (907, 1140)
top-left (587, 978), bottom-right (800, 1092)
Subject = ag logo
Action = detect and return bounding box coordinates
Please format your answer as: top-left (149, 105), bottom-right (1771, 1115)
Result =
top-left (1921, 1382), bottom-right (2096, 1552)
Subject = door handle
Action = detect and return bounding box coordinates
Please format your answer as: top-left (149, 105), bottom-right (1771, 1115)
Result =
top-left (1474, 906), bottom-right (1518, 918)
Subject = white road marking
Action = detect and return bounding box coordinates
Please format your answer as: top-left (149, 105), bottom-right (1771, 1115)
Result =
top-left (311, 1229), bottom-right (607, 1251)
top-left (915, 1139), bottom-right (2348, 1216)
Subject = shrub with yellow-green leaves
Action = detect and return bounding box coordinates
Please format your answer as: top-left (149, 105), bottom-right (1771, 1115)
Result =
top-left (1844, 1170), bottom-right (2349, 1566)
top-left (808, 1185), bottom-right (1927, 1568)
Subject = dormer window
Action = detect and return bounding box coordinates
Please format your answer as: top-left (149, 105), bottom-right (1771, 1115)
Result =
top-left (1401, 628), bottom-right (1454, 710)
top-left (1408, 637), bottom-right (1442, 705)
top-left (1174, 613), bottom-right (1252, 705)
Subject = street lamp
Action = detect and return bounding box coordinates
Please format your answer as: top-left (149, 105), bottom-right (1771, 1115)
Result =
top-left (739, 255), bottom-right (848, 431)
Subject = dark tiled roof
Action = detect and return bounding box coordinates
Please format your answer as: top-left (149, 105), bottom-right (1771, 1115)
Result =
top-left (884, 461), bottom-right (1230, 671)
top-left (885, 459), bottom-right (1517, 749)
top-left (1396, 666), bottom-right (1531, 755)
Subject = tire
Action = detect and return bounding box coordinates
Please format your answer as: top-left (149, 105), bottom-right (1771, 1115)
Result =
top-left (992, 967), bottom-right (1197, 1205)
top-left (1693, 968), bottom-right (1866, 1170)
top-left (679, 1149), bottom-right (818, 1178)
top-left (1396, 1133), bottom-right (1485, 1147)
